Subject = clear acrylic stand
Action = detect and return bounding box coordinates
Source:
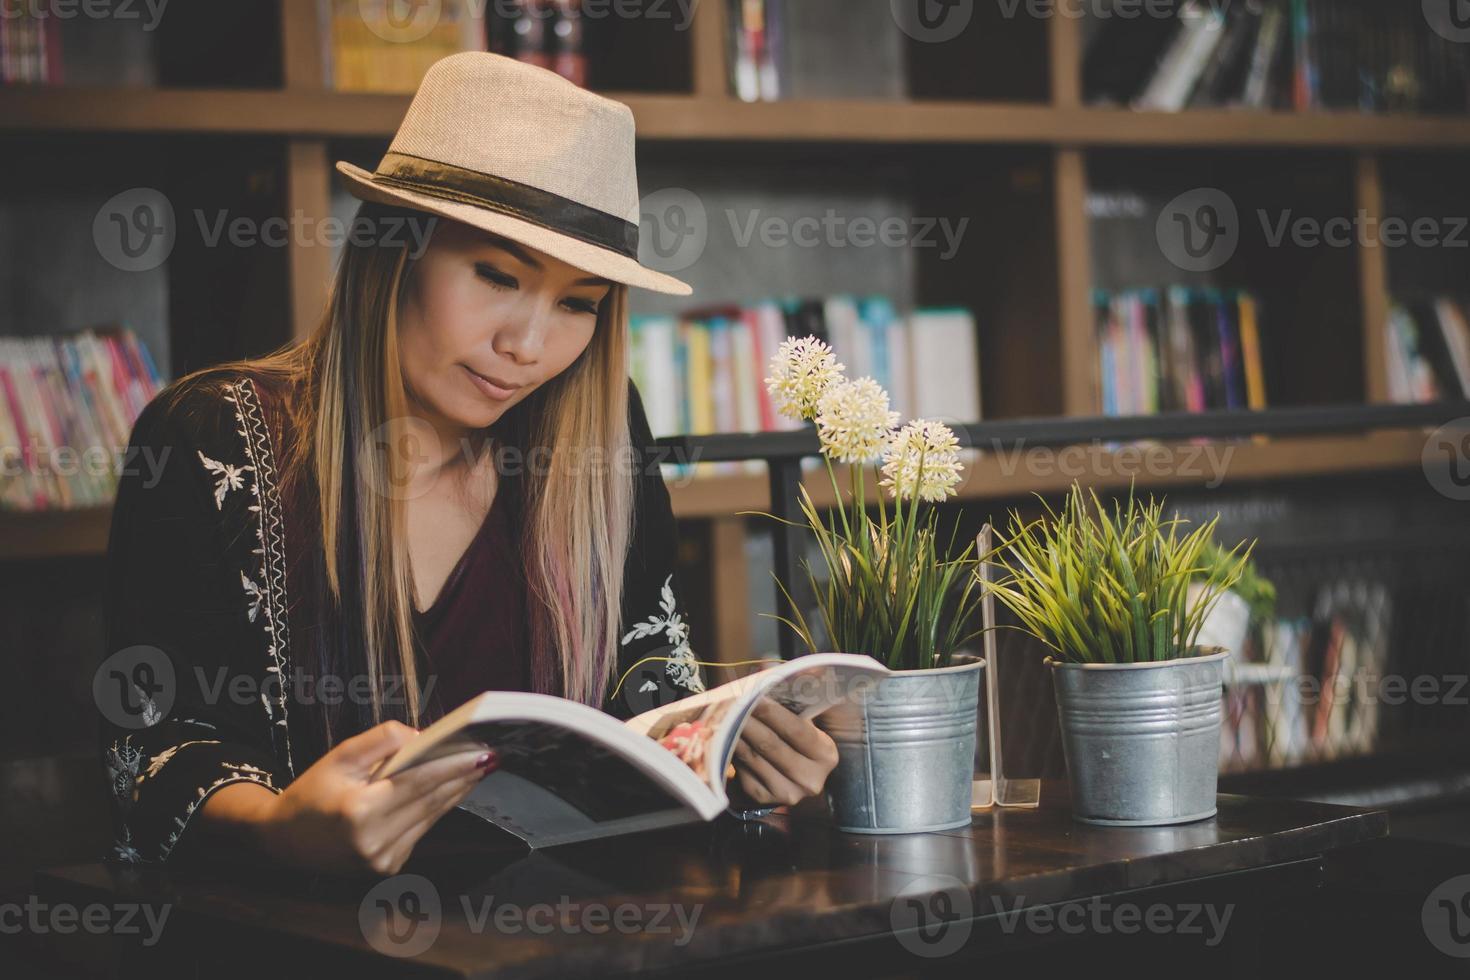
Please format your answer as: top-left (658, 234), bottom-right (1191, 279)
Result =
top-left (972, 524), bottom-right (1041, 810)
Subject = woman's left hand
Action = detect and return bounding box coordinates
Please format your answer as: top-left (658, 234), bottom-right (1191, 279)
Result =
top-left (730, 698), bottom-right (839, 807)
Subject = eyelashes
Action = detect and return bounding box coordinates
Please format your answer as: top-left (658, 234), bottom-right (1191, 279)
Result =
top-left (474, 263), bottom-right (602, 316)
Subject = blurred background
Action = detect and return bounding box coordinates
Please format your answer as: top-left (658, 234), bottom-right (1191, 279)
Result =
top-left (2, 0), bottom-right (1470, 967)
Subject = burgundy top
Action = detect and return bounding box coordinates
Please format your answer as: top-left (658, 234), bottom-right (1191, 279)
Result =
top-left (412, 483), bottom-right (532, 726)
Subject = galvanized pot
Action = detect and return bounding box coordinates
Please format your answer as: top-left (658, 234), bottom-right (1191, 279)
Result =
top-left (816, 657), bottom-right (984, 834)
top-left (1050, 650), bottom-right (1228, 827)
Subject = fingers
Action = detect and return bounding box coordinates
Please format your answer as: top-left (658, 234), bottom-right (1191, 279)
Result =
top-left (733, 765), bottom-right (776, 808)
top-left (376, 748), bottom-right (495, 810)
top-left (333, 720), bottom-right (419, 771)
top-left (732, 734), bottom-right (809, 806)
top-left (381, 773), bottom-right (485, 872)
top-left (355, 753), bottom-right (498, 873)
top-left (751, 699), bottom-right (836, 761)
top-left (369, 767), bottom-right (486, 868)
top-left (738, 714), bottom-right (835, 801)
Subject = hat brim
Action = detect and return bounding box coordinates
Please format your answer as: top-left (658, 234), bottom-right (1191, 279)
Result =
top-left (335, 161), bottom-right (693, 297)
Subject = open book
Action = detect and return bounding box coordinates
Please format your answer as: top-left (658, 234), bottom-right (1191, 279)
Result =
top-left (375, 653), bottom-right (890, 848)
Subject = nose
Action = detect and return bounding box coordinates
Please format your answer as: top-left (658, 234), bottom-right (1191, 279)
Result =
top-left (490, 291), bottom-right (555, 365)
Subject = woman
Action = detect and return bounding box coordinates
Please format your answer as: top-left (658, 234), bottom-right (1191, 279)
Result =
top-left (102, 53), bottom-right (837, 875)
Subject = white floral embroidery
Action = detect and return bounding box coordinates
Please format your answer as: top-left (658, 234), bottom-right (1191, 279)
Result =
top-left (105, 739), bottom-right (145, 809)
top-left (197, 451), bottom-right (252, 509)
top-left (241, 571), bottom-right (264, 623)
top-left (143, 740), bottom-right (222, 781)
top-left (224, 381), bottom-right (295, 776)
top-left (621, 575), bottom-right (705, 694)
top-left (159, 763), bottom-right (279, 862)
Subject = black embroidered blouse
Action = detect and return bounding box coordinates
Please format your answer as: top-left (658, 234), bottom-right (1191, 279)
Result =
top-left (100, 373), bottom-right (706, 865)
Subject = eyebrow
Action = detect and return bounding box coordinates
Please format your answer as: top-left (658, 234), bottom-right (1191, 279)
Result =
top-left (479, 232), bottom-right (613, 289)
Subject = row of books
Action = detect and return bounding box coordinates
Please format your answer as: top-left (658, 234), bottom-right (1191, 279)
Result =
top-left (1088, 0), bottom-right (1470, 115)
top-left (630, 298), bottom-right (982, 475)
top-left (1220, 580), bottom-right (1391, 772)
top-left (1386, 296), bottom-right (1470, 403)
top-left (725, 0), bottom-right (906, 102)
top-left (322, 0), bottom-right (588, 93)
top-left (0, 5), bottom-right (61, 84)
top-left (1094, 287), bottom-right (1267, 418)
top-left (0, 329), bottom-right (164, 512)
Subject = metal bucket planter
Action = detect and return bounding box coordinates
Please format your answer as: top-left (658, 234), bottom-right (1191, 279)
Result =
top-left (816, 657), bottom-right (984, 834)
top-left (1050, 650), bottom-right (1228, 827)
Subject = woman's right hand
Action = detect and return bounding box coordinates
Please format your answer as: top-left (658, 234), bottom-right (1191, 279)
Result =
top-left (205, 721), bottom-right (498, 875)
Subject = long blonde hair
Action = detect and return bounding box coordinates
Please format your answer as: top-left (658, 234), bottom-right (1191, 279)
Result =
top-left (174, 204), bottom-right (633, 738)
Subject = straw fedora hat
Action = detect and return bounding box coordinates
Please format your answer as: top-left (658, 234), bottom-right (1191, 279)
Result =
top-left (337, 52), bottom-right (691, 296)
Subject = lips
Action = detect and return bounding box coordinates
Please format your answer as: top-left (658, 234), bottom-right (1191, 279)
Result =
top-left (463, 365), bottom-right (524, 401)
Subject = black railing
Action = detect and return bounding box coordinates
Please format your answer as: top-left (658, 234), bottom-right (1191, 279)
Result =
top-left (651, 402), bottom-right (1470, 660)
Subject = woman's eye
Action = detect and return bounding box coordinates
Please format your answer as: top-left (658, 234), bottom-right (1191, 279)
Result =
top-left (474, 263), bottom-right (517, 290)
top-left (561, 297), bottom-right (602, 316)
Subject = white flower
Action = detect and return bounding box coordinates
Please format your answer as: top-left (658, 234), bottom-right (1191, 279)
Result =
top-left (881, 419), bottom-right (964, 502)
top-left (765, 336), bottom-right (845, 422)
top-left (815, 377), bottom-right (899, 464)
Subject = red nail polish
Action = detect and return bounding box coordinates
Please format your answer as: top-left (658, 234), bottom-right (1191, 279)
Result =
top-left (476, 751), bottom-right (499, 772)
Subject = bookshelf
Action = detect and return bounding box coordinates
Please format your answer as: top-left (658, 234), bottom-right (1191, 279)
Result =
top-left (2, 2), bottom-right (1468, 772)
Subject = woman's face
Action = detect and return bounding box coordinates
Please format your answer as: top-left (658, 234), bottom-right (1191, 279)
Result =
top-left (396, 219), bottom-right (613, 432)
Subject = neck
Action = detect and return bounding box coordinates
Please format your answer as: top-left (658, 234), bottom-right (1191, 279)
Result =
top-left (401, 397), bottom-right (494, 496)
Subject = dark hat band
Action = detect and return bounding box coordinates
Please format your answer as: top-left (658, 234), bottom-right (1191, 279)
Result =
top-left (369, 151), bottom-right (641, 260)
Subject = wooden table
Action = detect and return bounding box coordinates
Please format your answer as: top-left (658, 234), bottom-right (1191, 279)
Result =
top-left (33, 783), bottom-right (1388, 978)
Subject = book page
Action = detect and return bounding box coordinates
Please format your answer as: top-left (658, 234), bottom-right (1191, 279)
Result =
top-left (374, 693), bottom-right (723, 846)
top-left (625, 653), bottom-right (891, 794)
